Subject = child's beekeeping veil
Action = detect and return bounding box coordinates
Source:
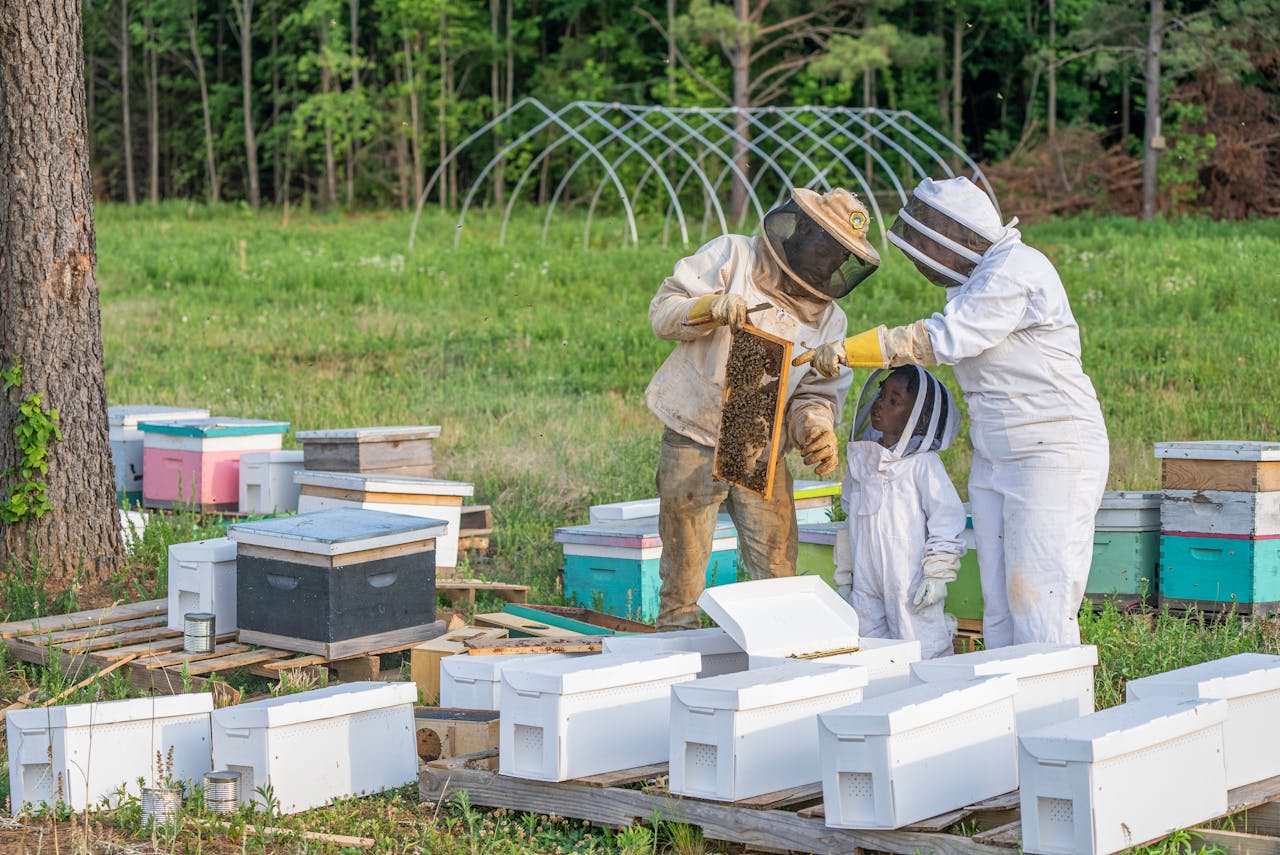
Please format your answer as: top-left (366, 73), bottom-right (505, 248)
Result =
top-left (850, 366), bottom-right (960, 458)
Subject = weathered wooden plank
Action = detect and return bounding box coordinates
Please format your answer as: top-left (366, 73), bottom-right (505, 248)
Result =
top-left (575, 763), bottom-right (669, 788)
top-left (733, 783), bottom-right (824, 811)
top-left (1162, 459), bottom-right (1280, 492)
top-left (972, 820), bottom-right (1022, 847)
top-left (20, 615), bottom-right (168, 645)
top-left (1162, 490), bottom-right (1280, 536)
top-left (257, 654), bottom-right (329, 671)
top-left (519, 605), bottom-right (653, 634)
top-left (1195, 829), bottom-right (1280, 855)
top-left (1231, 776), bottom-right (1280, 814)
top-left (460, 505), bottom-right (494, 531)
top-left (238, 620), bottom-right (445, 660)
top-left (1239, 801), bottom-right (1280, 837)
top-left (0, 599), bottom-right (166, 639)
top-left (172, 648), bottom-right (293, 676)
top-left (2, 636), bottom-right (208, 694)
top-left (420, 766), bottom-right (1014, 855)
top-left (472, 612), bottom-right (585, 638)
top-left (462, 636), bottom-right (602, 656)
top-left (93, 632), bottom-right (237, 662)
top-left (141, 642), bottom-right (251, 669)
top-left (297, 484), bottom-right (458, 507)
top-left (62, 626), bottom-right (182, 654)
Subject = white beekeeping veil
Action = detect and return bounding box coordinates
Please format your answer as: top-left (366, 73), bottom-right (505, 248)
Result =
top-left (887, 177), bottom-right (1017, 287)
top-left (850, 366), bottom-right (960, 458)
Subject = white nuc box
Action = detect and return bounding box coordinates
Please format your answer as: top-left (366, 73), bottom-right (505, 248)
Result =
top-left (1018, 697), bottom-right (1228, 855)
top-left (1125, 652), bottom-right (1280, 788)
top-left (166, 536), bottom-right (238, 634)
top-left (6, 693), bottom-right (214, 812)
top-left (498, 652), bottom-right (701, 782)
top-left (439, 652), bottom-right (581, 711)
top-left (210, 681), bottom-right (418, 815)
top-left (818, 674), bottom-right (1020, 829)
top-left (909, 642), bottom-right (1098, 733)
top-left (668, 661), bottom-right (868, 801)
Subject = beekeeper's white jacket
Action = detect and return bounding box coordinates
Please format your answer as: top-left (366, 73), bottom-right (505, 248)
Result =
top-left (925, 231), bottom-right (1109, 647)
top-left (839, 442), bottom-right (966, 659)
top-left (646, 234), bottom-right (851, 446)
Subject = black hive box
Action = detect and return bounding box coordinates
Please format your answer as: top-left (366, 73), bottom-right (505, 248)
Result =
top-left (228, 507), bottom-right (446, 658)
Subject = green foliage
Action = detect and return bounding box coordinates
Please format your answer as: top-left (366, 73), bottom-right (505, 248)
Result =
top-left (0, 364), bottom-right (63, 524)
top-left (1, 543), bottom-right (81, 622)
top-left (1159, 101), bottom-right (1216, 210)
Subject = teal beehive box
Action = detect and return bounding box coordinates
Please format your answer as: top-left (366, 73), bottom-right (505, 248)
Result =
top-left (1085, 491), bottom-right (1161, 608)
top-left (1159, 533), bottom-right (1280, 615)
top-left (556, 517), bottom-right (738, 622)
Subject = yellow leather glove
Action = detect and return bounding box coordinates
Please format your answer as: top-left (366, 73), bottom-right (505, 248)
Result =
top-left (687, 294), bottom-right (748, 330)
top-left (792, 326), bottom-right (888, 377)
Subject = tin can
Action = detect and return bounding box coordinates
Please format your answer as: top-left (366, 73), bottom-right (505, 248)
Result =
top-left (183, 611), bottom-right (216, 654)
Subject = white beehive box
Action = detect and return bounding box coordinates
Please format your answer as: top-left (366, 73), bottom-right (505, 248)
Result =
top-left (602, 627), bottom-right (748, 678)
top-left (698, 577), bottom-right (920, 695)
top-left (1125, 652), bottom-right (1280, 788)
top-left (119, 509), bottom-right (148, 550)
top-left (211, 681), bottom-right (417, 814)
top-left (7, 693), bottom-right (213, 812)
top-left (1096, 491), bottom-right (1162, 531)
top-left (1160, 489), bottom-right (1280, 537)
top-left (669, 661), bottom-right (867, 801)
top-left (108, 405), bottom-right (210, 500)
top-left (238, 450), bottom-right (305, 515)
top-left (499, 652), bottom-right (700, 782)
top-left (294, 470), bottom-right (473, 570)
top-left (439, 653), bottom-right (579, 710)
top-left (909, 643), bottom-right (1098, 733)
top-left (819, 675), bottom-right (1019, 829)
top-left (1019, 697), bottom-right (1227, 855)
top-left (166, 537), bottom-right (237, 634)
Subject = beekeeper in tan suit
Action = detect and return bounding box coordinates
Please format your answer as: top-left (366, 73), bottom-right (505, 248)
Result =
top-left (645, 188), bottom-right (882, 630)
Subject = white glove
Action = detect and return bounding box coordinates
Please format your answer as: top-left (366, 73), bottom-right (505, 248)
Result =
top-left (944, 613), bottom-right (959, 638)
top-left (912, 578), bottom-right (949, 611)
top-left (836, 583), bottom-right (852, 601)
top-left (914, 552), bottom-right (960, 612)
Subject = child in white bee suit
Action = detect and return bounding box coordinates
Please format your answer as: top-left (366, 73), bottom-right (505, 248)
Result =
top-left (833, 365), bottom-right (966, 659)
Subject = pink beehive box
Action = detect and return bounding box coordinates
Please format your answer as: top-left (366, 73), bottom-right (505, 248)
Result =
top-left (139, 417), bottom-right (290, 512)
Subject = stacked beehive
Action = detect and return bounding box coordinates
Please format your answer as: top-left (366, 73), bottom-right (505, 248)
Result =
top-left (1156, 441), bottom-right (1280, 614)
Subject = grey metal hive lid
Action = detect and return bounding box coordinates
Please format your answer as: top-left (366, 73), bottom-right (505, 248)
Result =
top-left (1154, 441), bottom-right (1280, 461)
top-left (226, 508), bottom-right (448, 555)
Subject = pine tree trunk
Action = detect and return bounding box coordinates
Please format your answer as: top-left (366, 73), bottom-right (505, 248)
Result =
top-left (0, 0), bottom-right (125, 584)
top-left (951, 8), bottom-right (963, 166)
top-left (236, 0), bottom-right (261, 211)
top-left (188, 12), bottom-right (220, 202)
top-left (146, 8), bottom-right (159, 203)
top-left (1142, 0), bottom-right (1163, 220)
top-left (1047, 0), bottom-right (1057, 143)
top-left (728, 0), bottom-right (751, 225)
top-left (120, 0), bottom-right (136, 204)
top-left (490, 0), bottom-right (505, 208)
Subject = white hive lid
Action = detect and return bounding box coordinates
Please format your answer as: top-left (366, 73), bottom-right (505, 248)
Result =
top-left (1155, 441), bottom-right (1280, 461)
top-left (169, 536), bottom-right (238, 564)
top-left (227, 508), bottom-right (447, 555)
top-left (602, 627), bottom-right (743, 658)
top-left (820, 674), bottom-right (1017, 736)
top-left (1019, 697), bottom-right (1228, 763)
top-left (1099, 490), bottom-right (1162, 510)
top-left (673, 661), bottom-right (867, 712)
top-left (589, 498), bottom-right (662, 522)
top-left (698, 576), bottom-right (859, 658)
top-left (109, 405), bottom-right (210, 429)
top-left (213, 681), bottom-right (416, 729)
top-left (442, 652), bottom-right (573, 681)
top-left (292, 470), bottom-right (473, 497)
top-left (911, 643), bottom-right (1098, 682)
top-left (295, 426), bottom-right (442, 442)
top-left (501, 652), bottom-right (700, 695)
top-left (20, 692), bottom-right (214, 729)
top-left (1126, 653), bottom-right (1280, 701)
top-left (240, 450), bottom-right (305, 464)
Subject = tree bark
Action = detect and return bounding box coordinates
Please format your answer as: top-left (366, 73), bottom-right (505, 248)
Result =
top-left (120, 0), bottom-right (136, 204)
top-left (319, 20), bottom-right (337, 206)
top-left (186, 6), bottom-right (220, 202)
top-left (1142, 0), bottom-right (1163, 220)
top-left (271, 4), bottom-right (281, 205)
top-left (438, 9), bottom-right (450, 209)
top-left (234, 0), bottom-right (261, 211)
top-left (951, 6), bottom-right (964, 166)
top-left (1047, 0), bottom-right (1057, 142)
top-left (0, 0), bottom-right (125, 583)
top-left (490, 0), bottom-right (505, 208)
top-left (345, 0), bottom-right (359, 207)
top-left (145, 6), bottom-right (159, 203)
top-left (1121, 67), bottom-right (1131, 141)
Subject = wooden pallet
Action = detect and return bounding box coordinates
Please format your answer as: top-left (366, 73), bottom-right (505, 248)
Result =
top-left (436, 578), bottom-right (529, 607)
top-left (0, 600), bottom-right (442, 694)
top-left (421, 755), bottom-right (1280, 855)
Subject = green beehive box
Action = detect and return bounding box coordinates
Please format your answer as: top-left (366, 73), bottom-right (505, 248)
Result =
top-left (1086, 530), bottom-right (1159, 607)
top-left (796, 521), bottom-right (839, 586)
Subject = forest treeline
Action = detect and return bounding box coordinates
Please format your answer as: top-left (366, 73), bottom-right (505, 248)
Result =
top-left (84, 0), bottom-right (1280, 218)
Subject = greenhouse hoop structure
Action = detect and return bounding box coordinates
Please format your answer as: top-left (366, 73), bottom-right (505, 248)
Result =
top-left (409, 99), bottom-right (998, 251)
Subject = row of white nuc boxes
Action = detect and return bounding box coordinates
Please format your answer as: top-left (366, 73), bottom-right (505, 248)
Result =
top-left (462, 638), bottom-right (1280, 855)
top-left (6, 682), bottom-right (417, 816)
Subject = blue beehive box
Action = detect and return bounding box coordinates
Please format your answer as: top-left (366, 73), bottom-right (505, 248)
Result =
top-left (556, 516), bottom-right (738, 622)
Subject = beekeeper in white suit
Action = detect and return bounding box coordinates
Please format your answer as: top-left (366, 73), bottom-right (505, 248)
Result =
top-left (647, 188), bottom-right (881, 631)
top-left (835, 365), bottom-right (966, 659)
top-left (799, 177), bottom-right (1109, 647)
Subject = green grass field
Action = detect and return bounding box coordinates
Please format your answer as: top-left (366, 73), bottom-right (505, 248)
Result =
top-left (97, 203), bottom-right (1280, 601)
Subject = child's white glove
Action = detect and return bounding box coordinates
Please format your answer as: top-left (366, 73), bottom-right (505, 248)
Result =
top-left (913, 552), bottom-right (960, 612)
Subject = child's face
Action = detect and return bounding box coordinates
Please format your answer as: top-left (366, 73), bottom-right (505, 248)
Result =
top-left (870, 375), bottom-right (915, 439)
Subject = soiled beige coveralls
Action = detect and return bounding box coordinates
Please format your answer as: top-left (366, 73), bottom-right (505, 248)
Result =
top-left (645, 234), bottom-right (852, 630)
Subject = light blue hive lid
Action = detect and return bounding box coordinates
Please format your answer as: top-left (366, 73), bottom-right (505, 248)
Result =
top-left (137, 417), bottom-right (289, 437)
top-left (227, 508), bottom-right (447, 555)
